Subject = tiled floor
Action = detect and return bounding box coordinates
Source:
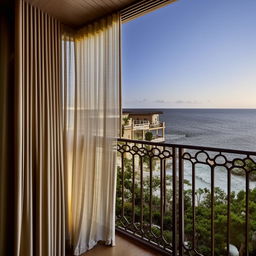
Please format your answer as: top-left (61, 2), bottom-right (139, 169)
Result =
top-left (82, 233), bottom-right (161, 256)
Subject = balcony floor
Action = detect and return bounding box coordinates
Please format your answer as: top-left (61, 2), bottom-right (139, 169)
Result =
top-left (82, 233), bottom-right (161, 256)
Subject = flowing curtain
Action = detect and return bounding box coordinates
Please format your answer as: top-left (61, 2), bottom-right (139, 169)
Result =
top-left (15, 1), bottom-right (65, 256)
top-left (62, 14), bottom-right (120, 255)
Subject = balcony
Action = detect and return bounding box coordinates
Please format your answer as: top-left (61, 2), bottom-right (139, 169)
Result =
top-left (150, 121), bottom-right (165, 129)
top-left (116, 138), bottom-right (256, 256)
top-left (133, 120), bottom-right (150, 130)
top-left (131, 121), bottom-right (165, 130)
top-left (83, 233), bottom-right (161, 256)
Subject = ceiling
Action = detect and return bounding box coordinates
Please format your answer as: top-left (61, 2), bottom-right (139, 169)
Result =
top-left (26, 0), bottom-right (138, 27)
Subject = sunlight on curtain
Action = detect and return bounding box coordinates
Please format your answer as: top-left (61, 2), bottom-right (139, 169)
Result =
top-left (15, 1), bottom-right (65, 256)
top-left (62, 14), bottom-right (120, 255)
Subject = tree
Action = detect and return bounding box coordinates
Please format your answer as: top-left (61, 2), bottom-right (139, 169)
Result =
top-left (123, 116), bottom-right (130, 126)
top-left (145, 131), bottom-right (153, 141)
top-left (116, 156), bottom-right (256, 255)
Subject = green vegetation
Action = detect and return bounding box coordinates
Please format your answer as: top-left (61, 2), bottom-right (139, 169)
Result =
top-left (145, 131), bottom-right (153, 141)
top-left (121, 117), bottom-right (130, 137)
top-left (116, 157), bottom-right (256, 255)
top-left (122, 116), bottom-right (130, 126)
top-left (232, 159), bottom-right (256, 181)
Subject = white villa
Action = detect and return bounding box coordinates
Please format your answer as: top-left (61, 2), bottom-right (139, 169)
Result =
top-left (122, 110), bottom-right (165, 142)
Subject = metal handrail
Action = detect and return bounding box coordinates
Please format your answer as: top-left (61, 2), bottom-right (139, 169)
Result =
top-left (117, 138), bottom-right (256, 156)
top-left (116, 138), bottom-right (256, 256)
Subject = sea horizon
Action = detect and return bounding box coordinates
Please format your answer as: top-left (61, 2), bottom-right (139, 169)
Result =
top-left (124, 108), bottom-right (256, 152)
top-left (124, 107), bottom-right (256, 110)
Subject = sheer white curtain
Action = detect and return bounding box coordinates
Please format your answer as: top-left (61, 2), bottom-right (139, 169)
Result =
top-left (62, 14), bottom-right (120, 255)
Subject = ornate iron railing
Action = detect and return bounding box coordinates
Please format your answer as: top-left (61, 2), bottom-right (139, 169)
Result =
top-left (116, 138), bottom-right (256, 256)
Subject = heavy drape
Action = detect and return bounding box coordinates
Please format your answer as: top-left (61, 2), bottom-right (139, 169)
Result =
top-left (62, 14), bottom-right (120, 255)
top-left (0, 0), bottom-right (16, 255)
top-left (15, 1), bottom-right (65, 256)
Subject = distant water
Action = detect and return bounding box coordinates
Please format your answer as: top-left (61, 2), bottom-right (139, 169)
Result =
top-left (125, 108), bottom-right (256, 193)
top-left (163, 109), bottom-right (256, 152)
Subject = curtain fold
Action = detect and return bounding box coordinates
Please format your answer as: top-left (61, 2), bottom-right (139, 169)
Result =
top-left (0, 0), bottom-right (16, 255)
top-left (62, 14), bottom-right (120, 255)
top-left (15, 2), bottom-right (120, 255)
top-left (15, 1), bottom-right (65, 256)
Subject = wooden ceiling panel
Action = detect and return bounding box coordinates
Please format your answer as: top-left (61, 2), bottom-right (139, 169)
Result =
top-left (25, 0), bottom-right (138, 27)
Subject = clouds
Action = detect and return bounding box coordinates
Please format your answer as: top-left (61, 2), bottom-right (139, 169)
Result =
top-left (154, 99), bottom-right (165, 103)
top-left (175, 100), bottom-right (201, 105)
top-left (128, 98), bottom-right (148, 103)
top-left (155, 99), bottom-right (201, 105)
top-left (124, 98), bottom-right (204, 108)
top-left (124, 94), bottom-right (256, 108)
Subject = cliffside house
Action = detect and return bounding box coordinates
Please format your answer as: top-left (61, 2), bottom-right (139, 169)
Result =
top-left (122, 110), bottom-right (165, 142)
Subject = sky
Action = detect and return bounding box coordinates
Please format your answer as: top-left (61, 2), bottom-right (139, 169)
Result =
top-left (122, 0), bottom-right (256, 109)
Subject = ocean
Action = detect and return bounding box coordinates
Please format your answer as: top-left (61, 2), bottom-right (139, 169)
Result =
top-left (160, 108), bottom-right (256, 151)
top-left (125, 108), bottom-right (256, 193)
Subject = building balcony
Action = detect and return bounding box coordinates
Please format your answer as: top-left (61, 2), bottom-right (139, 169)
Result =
top-left (133, 120), bottom-right (150, 130)
top-left (115, 138), bottom-right (256, 256)
top-left (149, 121), bottom-right (165, 129)
top-left (128, 121), bottom-right (165, 131)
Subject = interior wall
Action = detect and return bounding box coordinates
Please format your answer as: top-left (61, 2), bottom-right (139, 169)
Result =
top-left (0, 0), bottom-right (16, 255)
